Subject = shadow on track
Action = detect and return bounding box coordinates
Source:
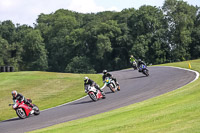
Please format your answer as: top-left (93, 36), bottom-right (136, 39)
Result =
top-left (69, 100), bottom-right (93, 105)
top-left (105, 91), bottom-right (114, 94)
top-left (2, 118), bottom-right (20, 123)
top-left (119, 69), bottom-right (134, 72)
top-left (123, 75), bottom-right (147, 80)
top-left (130, 75), bottom-right (147, 79)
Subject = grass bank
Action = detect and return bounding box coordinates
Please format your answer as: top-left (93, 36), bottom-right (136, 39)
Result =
top-left (29, 59), bottom-right (200, 133)
top-left (0, 71), bottom-right (103, 121)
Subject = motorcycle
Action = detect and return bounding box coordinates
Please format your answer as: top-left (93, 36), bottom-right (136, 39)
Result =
top-left (139, 64), bottom-right (149, 76)
top-left (131, 61), bottom-right (138, 70)
top-left (85, 85), bottom-right (106, 101)
top-left (9, 99), bottom-right (40, 119)
top-left (104, 77), bottom-right (120, 93)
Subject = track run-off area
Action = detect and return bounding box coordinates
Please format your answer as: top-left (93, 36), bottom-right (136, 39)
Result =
top-left (0, 66), bottom-right (199, 133)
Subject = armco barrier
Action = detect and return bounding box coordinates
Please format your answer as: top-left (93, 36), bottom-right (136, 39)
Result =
top-left (0, 66), bottom-right (14, 72)
top-left (10, 66), bottom-right (14, 72)
top-left (0, 66), bottom-right (5, 72)
top-left (6, 66), bottom-right (10, 72)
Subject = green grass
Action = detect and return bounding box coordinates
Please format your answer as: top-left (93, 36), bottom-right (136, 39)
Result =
top-left (0, 71), bottom-right (103, 121)
top-left (29, 59), bottom-right (200, 133)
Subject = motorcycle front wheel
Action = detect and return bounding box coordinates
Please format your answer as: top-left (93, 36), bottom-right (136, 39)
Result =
top-left (16, 108), bottom-right (27, 119)
top-left (89, 92), bottom-right (97, 101)
top-left (143, 69), bottom-right (149, 76)
top-left (109, 84), bottom-right (115, 93)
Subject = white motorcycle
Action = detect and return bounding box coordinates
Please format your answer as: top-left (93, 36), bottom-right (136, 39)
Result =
top-left (104, 77), bottom-right (120, 93)
top-left (85, 85), bottom-right (106, 101)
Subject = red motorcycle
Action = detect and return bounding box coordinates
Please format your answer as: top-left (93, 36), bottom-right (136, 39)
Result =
top-left (9, 99), bottom-right (40, 119)
top-left (85, 85), bottom-right (106, 101)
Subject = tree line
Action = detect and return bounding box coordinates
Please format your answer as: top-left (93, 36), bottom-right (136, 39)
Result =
top-left (0, 0), bottom-right (199, 73)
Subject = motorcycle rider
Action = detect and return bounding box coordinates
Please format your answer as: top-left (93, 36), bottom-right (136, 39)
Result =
top-left (129, 55), bottom-right (137, 70)
top-left (102, 70), bottom-right (119, 86)
top-left (12, 90), bottom-right (33, 107)
top-left (84, 77), bottom-right (105, 96)
top-left (137, 59), bottom-right (147, 72)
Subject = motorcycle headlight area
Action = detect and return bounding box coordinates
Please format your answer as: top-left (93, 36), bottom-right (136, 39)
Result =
top-left (13, 104), bottom-right (18, 108)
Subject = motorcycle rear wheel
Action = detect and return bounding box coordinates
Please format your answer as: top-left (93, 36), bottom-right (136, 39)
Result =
top-left (16, 108), bottom-right (26, 119)
top-left (117, 85), bottom-right (120, 91)
top-left (33, 105), bottom-right (40, 115)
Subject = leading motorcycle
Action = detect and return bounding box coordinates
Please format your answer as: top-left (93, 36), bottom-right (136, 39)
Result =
top-left (85, 85), bottom-right (106, 101)
top-left (9, 99), bottom-right (40, 119)
top-left (104, 77), bottom-right (120, 93)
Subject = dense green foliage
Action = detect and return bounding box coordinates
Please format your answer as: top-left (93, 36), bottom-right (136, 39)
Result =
top-left (0, 0), bottom-right (199, 73)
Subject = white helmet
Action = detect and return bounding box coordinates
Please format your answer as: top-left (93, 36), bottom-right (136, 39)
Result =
top-left (103, 70), bottom-right (107, 74)
top-left (84, 77), bottom-right (89, 83)
top-left (84, 77), bottom-right (89, 80)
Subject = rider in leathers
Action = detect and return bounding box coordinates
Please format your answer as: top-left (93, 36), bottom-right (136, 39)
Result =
top-left (102, 70), bottom-right (119, 85)
top-left (84, 77), bottom-right (105, 96)
top-left (137, 59), bottom-right (146, 72)
top-left (129, 55), bottom-right (137, 70)
top-left (12, 90), bottom-right (33, 107)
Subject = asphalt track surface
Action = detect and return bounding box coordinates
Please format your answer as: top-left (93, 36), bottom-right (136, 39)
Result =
top-left (0, 66), bottom-right (198, 133)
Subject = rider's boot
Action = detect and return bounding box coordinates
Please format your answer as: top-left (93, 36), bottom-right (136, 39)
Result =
top-left (100, 89), bottom-right (105, 96)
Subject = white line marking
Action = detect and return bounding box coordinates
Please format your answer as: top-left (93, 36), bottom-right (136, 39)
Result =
top-left (154, 66), bottom-right (199, 83)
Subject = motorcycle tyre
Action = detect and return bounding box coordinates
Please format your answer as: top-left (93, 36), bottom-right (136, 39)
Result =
top-left (143, 69), bottom-right (149, 76)
top-left (89, 92), bottom-right (97, 102)
top-left (109, 85), bottom-right (115, 93)
top-left (16, 108), bottom-right (27, 119)
top-left (33, 104), bottom-right (40, 115)
top-left (117, 85), bottom-right (120, 91)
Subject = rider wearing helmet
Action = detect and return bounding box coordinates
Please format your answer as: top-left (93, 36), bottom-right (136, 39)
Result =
top-left (84, 77), bottom-right (105, 95)
top-left (129, 55), bottom-right (137, 70)
top-left (102, 70), bottom-right (119, 85)
top-left (137, 59), bottom-right (146, 72)
top-left (12, 90), bottom-right (33, 107)
top-left (129, 55), bottom-right (136, 62)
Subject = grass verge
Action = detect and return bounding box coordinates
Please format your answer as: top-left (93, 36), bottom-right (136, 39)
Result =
top-left (0, 72), bottom-right (103, 121)
top-left (29, 59), bottom-right (200, 133)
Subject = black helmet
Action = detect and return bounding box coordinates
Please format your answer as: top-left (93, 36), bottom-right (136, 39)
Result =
top-left (138, 59), bottom-right (141, 62)
top-left (103, 70), bottom-right (107, 74)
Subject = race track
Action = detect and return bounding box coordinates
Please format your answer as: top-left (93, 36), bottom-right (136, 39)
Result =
top-left (0, 66), bottom-right (197, 133)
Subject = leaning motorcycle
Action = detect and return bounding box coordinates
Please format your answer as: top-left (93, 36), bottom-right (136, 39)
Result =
top-left (9, 99), bottom-right (40, 119)
top-left (104, 77), bottom-right (120, 93)
top-left (85, 85), bottom-right (106, 101)
top-left (139, 64), bottom-right (149, 76)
